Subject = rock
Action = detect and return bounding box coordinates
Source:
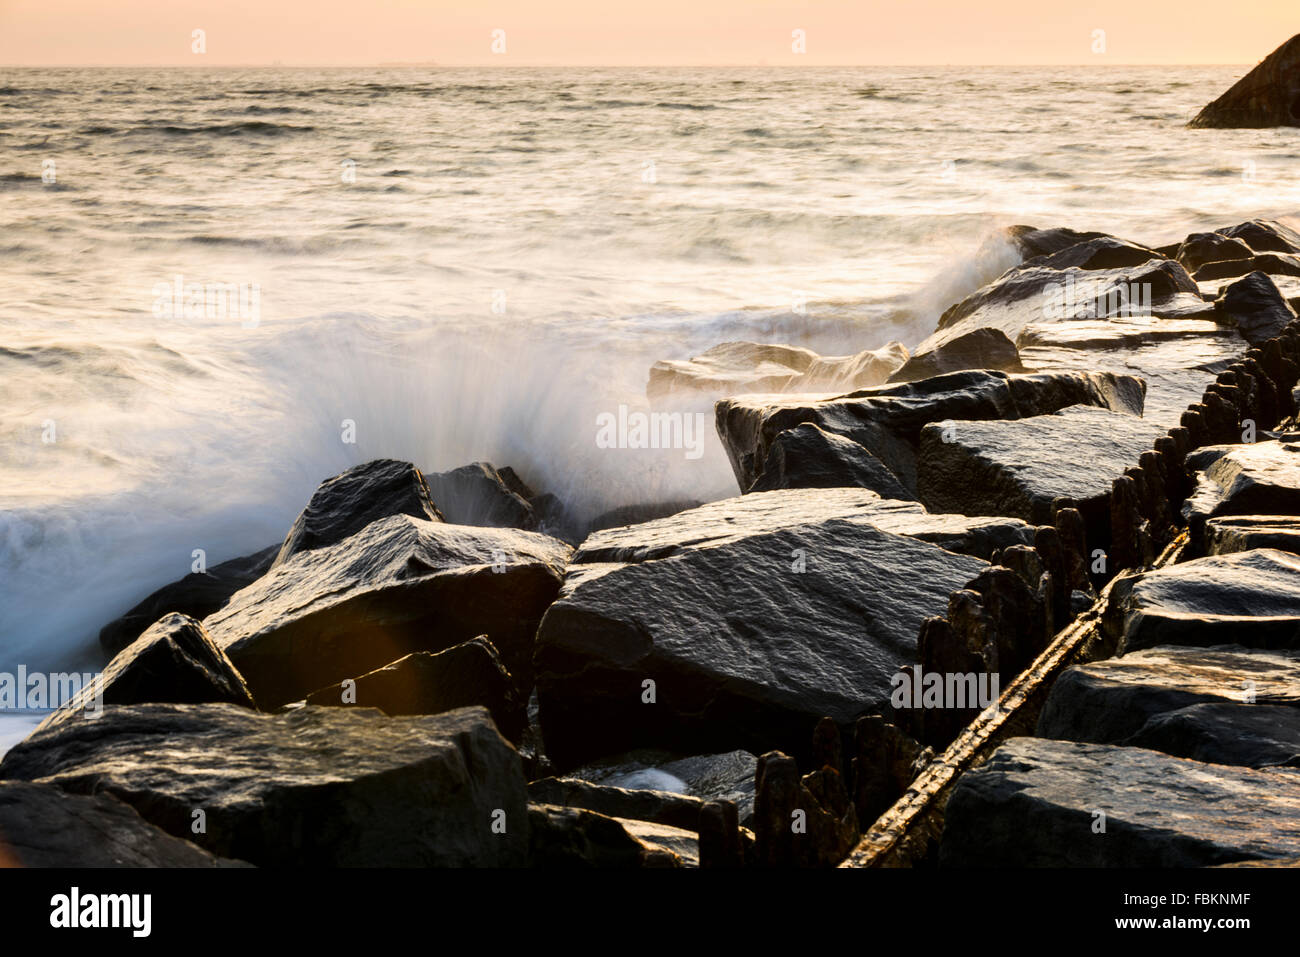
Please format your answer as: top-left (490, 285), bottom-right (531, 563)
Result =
top-left (271, 459), bottom-right (443, 571)
top-left (1121, 549), bottom-right (1300, 652)
top-left (1219, 219), bottom-right (1300, 256)
top-left (746, 422), bottom-right (914, 498)
top-left (917, 406), bottom-right (1160, 541)
top-left (1024, 236), bottom-right (1164, 271)
top-left (1217, 272), bottom-right (1299, 345)
top-left (1176, 231), bottom-right (1256, 272)
top-left (886, 327), bottom-right (1024, 384)
top-left (0, 780), bottom-right (247, 867)
top-left (1005, 225), bottom-right (1111, 260)
top-left (41, 614), bottom-right (254, 733)
top-left (940, 737), bottom-right (1300, 866)
top-left (527, 776), bottom-right (705, 831)
top-left (1123, 702), bottom-right (1300, 769)
top-left (1196, 253), bottom-right (1300, 283)
top-left (753, 751), bottom-right (858, 867)
top-left (0, 704), bottom-right (528, 867)
top-left (1182, 441), bottom-right (1300, 547)
top-left (1038, 644), bottom-right (1300, 743)
top-left (533, 489), bottom-right (988, 766)
top-left (646, 340), bottom-right (908, 400)
top-left (851, 714), bottom-right (927, 825)
top-left (1189, 35), bottom-right (1300, 128)
top-left (204, 514), bottom-right (570, 707)
top-left (424, 461), bottom-right (538, 531)
top-left (585, 500), bottom-right (702, 535)
top-left (716, 369), bottom-right (1145, 495)
top-left (1205, 516), bottom-right (1300, 555)
top-left (99, 544), bottom-right (278, 657)
top-left (303, 637), bottom-right (526, 744)
top-left (568, 749), bottom-right (759, 826)
top-left (526, 804), bottom-right (686, 868)
top-left (698, 799), bottom-right (745, 868)
top-left (619, 818), bottom-right (699, 866)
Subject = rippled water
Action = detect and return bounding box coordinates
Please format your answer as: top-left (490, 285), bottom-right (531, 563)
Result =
top-left (2, 65), bottom-right (1299, 673)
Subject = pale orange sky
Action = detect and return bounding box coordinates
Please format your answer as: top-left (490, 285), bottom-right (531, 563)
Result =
top-left (0, 0), bottom-right (1295, 66)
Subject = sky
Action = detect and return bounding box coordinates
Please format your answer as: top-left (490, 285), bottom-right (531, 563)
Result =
top-left (0, 0), bottom-right (1295, 66)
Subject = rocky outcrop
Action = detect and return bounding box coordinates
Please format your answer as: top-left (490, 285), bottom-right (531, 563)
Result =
top-left (752, 751), bottom-right (858, 867)
top-left (424, 461), bottom-right (538, 530)
top-left (716, 369), bottom-right (1145, 496)
top-left (940, 738), bottom-right (1300, 866)
top-left (746, 422), bottom-right (913, 497)
top-left (526, 804), bottom-right (689, 867)
top-left (99, 544), bottom-right (278, 657)
top-left (527, 777), bottom-right (705, 831)
top-left (1176, 231), bottom-right (1256, 272)
top-left (1122, 702), bottom-right (1300, 769)
top-left (1182, 441), bottom-right (1300, 547)
top-left (271, 459), bottom-right (443, 571)
top-left (303, 637), bottom-right (526, 743)
top-left (647, 340), bottom-right (908, 400)
top-left (886, 327), bottom-right (1023, 384)
top-left (1205, 515), bottom-right (1300, 555)
top-left (0, 780), bottom-right (248, 867)
top-left (916, 405), bottom-right (1159, 538)
top-left (1189, 35), bottom-right (1300, 128)
top-left (41, 613), bottom-right (254, 732)
top-left (1121, 549), bottom-right (1300, 652)
top-left (0, 704), bottom-right (528, 867)
top-left (1217, 272), bottom-right (1299, 345)
top-left (204, 514), bottom-right (570, 706)
top-left (534, 489), bottom-right (988, 766)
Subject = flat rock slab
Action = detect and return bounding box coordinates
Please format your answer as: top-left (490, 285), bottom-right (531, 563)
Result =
top-left (1039, 644), bottom-right (1300, 743)
top-left (1123, 702), bottom-right (1300, 768)
top-left (1206, 516), bottom-right (1300, 555)
top-left (0, 780), bottom-right (246, 867)
top-left (0, 703), bottom-right (528, 867)
top-left (717, 369), bottom-right (1145, 495)
top-left (1123, 549), bottom-right (1300, 652)
top-left (205, 514), bottom-right (571, 706)
top-left (917, 405), bottom-right (1160, 529)
top-left (940, 737), bottom-right (1300, 867)
top-left (41, 613), bottom-right (255, 732)
top-left (527, 776), bottom-right (705, 831)
top-left (1183, 441), bottom-right (1300, 546)
top-left (534, 488), bottom-right (988, 766)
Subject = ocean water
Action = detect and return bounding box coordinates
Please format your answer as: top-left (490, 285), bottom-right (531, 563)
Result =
top-left (2, 65), bottom-right (1300, 681)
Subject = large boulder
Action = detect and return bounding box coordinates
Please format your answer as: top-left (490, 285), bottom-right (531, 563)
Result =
top-left (1189, 35), bottom-right (1300, 128)
top-left (424, 461), bottom-right (538, 531)
top-left (526, 804), bottom-right (689, 868)
top-left (916, 405), bottom-right (1160, 536)
top-left (746, 422), bottom-right (913, 498)
top-left (204, 514), bottom-right (571, 707)
top-left (1122, 702), bottom-right (1300, 769)
top-left (304, 637), bottom-right (526, 743)
top-left (99, 544), bottom-right (278, 657)
top-left (533, 489), bottom-right (989, 766)
top-left (886, 328), bottom-right (1023, 384)
top-left (1219, 219), bottom-right (1300, 256)
top-left (716, 369), bottom-right (1145, 496)
top-left (0, 703), bottom-right (528, 867)
top-left (1182, 441), bottom-right (1300, 546)
top-left (0, 780), bottom-right (247, 867)
top-left (1038, 644), bottom-right (1300, 743)
top-left (272, 459), bottom-right (444, 571)
top-left (940, 738), bottom-right (1300, 867)
top-left (646, 340), bottom-right (908, 400)
top-left (42, 613), bottom-right (255, 732)
top-left (1216, 271), bottom-right (1298, 345)
top-left (1176, 231), bottom-right (1257, 272)
top-left (1121, 549), bottom-right (1300, 652)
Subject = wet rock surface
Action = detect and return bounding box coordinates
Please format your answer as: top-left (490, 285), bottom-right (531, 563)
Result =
top-left (1183, 441), bottom-right (1300, 546)
top-left (0, 704), bottom-right (528, 867)
top-left (1205, 515), bottom-right (1300, 555)
top-left (1190, 35), bottom-right (1300, 128)
top-left (424, 461), bottom-right (538, 530)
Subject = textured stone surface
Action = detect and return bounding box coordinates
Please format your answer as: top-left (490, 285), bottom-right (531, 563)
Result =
top-left (887, 327), bottom-right (1023, 383)
top-left (527, 776), bottom-right (705, 831)
top-left (1205, 515), bottom-right (1300, 555)
top-left (1183, 441), bottom-right (1300, 546)
top-left (940, 737), bottom-right (1300, 867)
top-left (424, 461), bottom-right (537, 530)
top-left (42, 613), bottom-right (255, 732)
top-left (569, 749), bottom-right (759, 827)
top-left (0, 780), bottom-right (247, 868)
top-left (1217, 271), bottom-right (1299, 344)
top-left (1123, 702), bottom-right (1300, 768)
top-left (1190, 37), bottom-right (1300, 128)
top-left (534, 489), bottom-right (988, 766)
top-left (746, 421), bottom-right (913, 498)
top-left (205, 514), bottom-right (570, 706)
top-left (526, 804), bottom-right (688, 867)
top-left (0, 704), bottom-right (527, 867)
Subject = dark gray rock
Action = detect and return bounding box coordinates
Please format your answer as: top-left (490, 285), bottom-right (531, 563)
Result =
top-left (527, 776), bottom-right (705, 831)
top-left (272, 459), bottom-right (443, 571)
top-left (204, 514), bottom-right (571, 707)
top-left (586, 500), bottom-right (703, 535)
top-left (424, 461), bottom-right (538, 530)
top-left (747, 422), bottom-right (913, 498)
top-left (1025, 236), bottom-right (1164, 271)
top-left (940, 737), bottom-right (1300, 867)
top-left (526, 804), bottom-right (687, 867)
top-left (0, 780), bottom-right (248, 867)
top-left (1197, 253), bottom-right (1300, 283)
top-left (303, 636), bottom-right (526, 743)
top-left (1123, 702), bottom-right (1300, 768)
top-left (569, 749), bottom-right (759, 827)
top-left (99, 544), bottom-right (278, 657)
top-left (917, 405), bottom-right (1159, 534)
top-left (533, 488), bottom-right (988, 766)
top-left (1005, 225), bottom-right (1111, 261)
top-left (1038, 644), bottom-right (1300, 743)
top-left (1183, 441), bottom-right (1300, 546)
top-left (717, 369), bottom-right (1145, 495)
top-left (1216, 271), bottom-right (1299, 345)
top-left (1219, 219), bottom-right (1300, 256)
top-left (0, 703), bottom-right (528, 867)
top-left (1206, 516), bottom-right (1300, 555)
top-left (1177, 232), bottom-right (1257, 272)
top-left (886, 327), bottom-right (1024, 384)
top-left (1122, 549), bottom-right (1300, 652)
top-left (42, 613), bottom-right (254, 732)
top-left (1189, 37), bottom-right (1300, 128)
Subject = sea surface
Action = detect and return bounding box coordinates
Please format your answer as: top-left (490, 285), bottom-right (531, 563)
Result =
top-left (2, 65), bottom-right (1299, 693)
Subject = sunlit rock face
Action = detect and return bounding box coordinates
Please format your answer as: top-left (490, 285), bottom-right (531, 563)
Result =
top-left (1190, 34), bottom-right (1300, 129)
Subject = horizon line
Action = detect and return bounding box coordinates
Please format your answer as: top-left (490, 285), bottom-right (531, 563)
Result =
top-left (0, 61), bottom-right (1257, 69)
